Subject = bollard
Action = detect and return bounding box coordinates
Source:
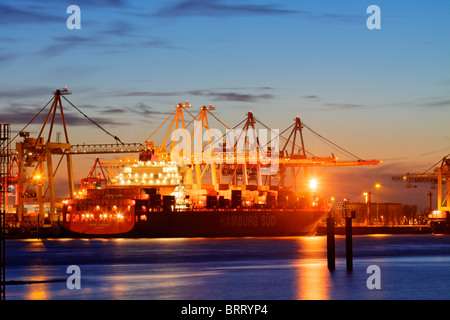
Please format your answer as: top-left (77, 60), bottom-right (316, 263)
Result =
top-left (327, 215), bottom-right (335, 271)
top-left (345, 210), bottom-right (355, 272)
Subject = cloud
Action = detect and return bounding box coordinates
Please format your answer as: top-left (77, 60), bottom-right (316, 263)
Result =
top-left (101, 108), bottom-right (127, 114)
top-left (37, 35), bottom-right (101, 56)
top-left (0, 103), bottom-right (126, 128)
top-left (101, 20), bottom-right (138, 38)
top-left (0, 53), bottom-right (15, 64)
top-left (419, 98), bottom-right (450, 109)
top-left (303, 11), bottom-right (362, 25)
top-left (98, 102), bottom-right (172, 115)
top-left (66, 0), bottom-right (127, 7)
top-left (187, 89), bottom-right (274, 102)
top-left (154, 0), bottom-right (295, 17)
top-left (302, 94), bottom-right (365, 110)
top-left (132, 103), bottom-right (174, 117)
top-left (0, 4), bottom-right (61, 25)
top-left (114, 88), bottom-right (274, 102)
top-left (400, 96), bottom-right (450, 110)
top-left (0, 87), bottom-right (53, 99)
top-left (78, 104), bottom-right (127, 115)
top-left (60, 112), bottom-right (127, 127)
top-left (114, 91), bottom-right (182, 97)
top-left (38, 32), bottom-right (179, 57)
top-left (153, 0), bottom-right (360, 25)
top-left (323, 103), bottom-right (365, 109)
top-left (0, 107), bottom-right (46, 125)
top-left (77, 103), bottom-right (174, 125)
top-left (375, 96), bottom-right (450, 110)
top-left (142, 39), bottom-right (182, 50)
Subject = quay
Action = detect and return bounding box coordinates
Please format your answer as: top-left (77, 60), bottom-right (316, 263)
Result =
top-left (4, 223), bottom-right (434, 239)
top-left (317, 224), bottom-right (432, 235)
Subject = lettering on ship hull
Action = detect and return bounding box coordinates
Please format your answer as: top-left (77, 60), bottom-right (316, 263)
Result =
top-left (219, 214), bottom-right (276, 228)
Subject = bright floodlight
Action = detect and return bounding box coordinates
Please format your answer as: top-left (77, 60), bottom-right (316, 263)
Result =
top-left (309, 178), bottom-right (318, 191)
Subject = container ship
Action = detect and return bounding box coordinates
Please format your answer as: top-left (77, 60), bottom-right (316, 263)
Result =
top-left (62, 148), bottom-right (331, 238)
top-left (2, 92), bottom-right (381, 238)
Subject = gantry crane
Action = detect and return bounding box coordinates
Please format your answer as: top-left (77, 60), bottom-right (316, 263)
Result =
top-left (121, 102), bottom-right (381, 192)
top-left (13, 88), bottom-right (144, 223)
top-left (15, 88), bottom-right (74, 223)
top-left (11, 90), bottom-right (381, 225)
top-left (393, 155), bottom-right (450, 213)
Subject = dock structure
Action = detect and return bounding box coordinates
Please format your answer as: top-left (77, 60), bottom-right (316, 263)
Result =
top-left (393, 155), bottom-right (450, 233)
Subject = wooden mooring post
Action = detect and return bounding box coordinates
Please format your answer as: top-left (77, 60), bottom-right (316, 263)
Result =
top-left (327, 212), bottom-right (335, 271)
top-left (345, 216), bottom-right (353, 272)
top-left (331, 199), bottom-right (355, 272)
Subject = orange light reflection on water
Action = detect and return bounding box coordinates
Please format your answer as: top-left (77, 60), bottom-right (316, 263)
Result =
top-left (367, 234), bottom-right (392, 238)
top-left (293, 236), bottom-right (333, 300)
top-left (26, 278), bottom-right (50, 300)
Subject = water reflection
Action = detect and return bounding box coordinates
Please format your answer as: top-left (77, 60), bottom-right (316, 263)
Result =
top-left (104, 270), bottom-right (223, 300)
top-left (6, 235), bottom-right (450, 300)
top-left (22, 239), bottom-right (47, 252)
top-left (27, 279), bottom-right (49, 300)
top-left (293, 236), bottom-right (332, 300)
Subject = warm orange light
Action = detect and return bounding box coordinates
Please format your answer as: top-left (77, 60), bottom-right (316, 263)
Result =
top-left (363, 192), bottom-right (369, 203)
top-left (309, 178), bottom-right (318, 191)
top-left (294, 237), bottom-right (331, 299)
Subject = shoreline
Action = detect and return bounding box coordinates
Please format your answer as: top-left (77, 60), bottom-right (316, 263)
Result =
top-left (4, 224), bottom-right (436, 239)
top-left (316, 225), bottom-right (432, 235)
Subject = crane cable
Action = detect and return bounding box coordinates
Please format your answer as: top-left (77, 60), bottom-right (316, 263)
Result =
top-left (61, 95), bottom-right (124, 144)
top-left (421, 153), bottom-right (450, 175)
top-left (4, 96), bottom-right (54, 149)
top-left (252, 117), bottom-right (318, 158)
top-left (301, 122), bottom-right (363, 161)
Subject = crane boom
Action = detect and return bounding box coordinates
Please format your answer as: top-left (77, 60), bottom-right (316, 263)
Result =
top-left (69, 143), bottom-right (146, 154)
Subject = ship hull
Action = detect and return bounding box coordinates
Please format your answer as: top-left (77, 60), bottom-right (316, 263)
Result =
top-left (133, 209), bottom-right (327, 238)
top-left (63, 209), bottom-right (328, 238)
top-left (430, 221), bottom-right (450, 234)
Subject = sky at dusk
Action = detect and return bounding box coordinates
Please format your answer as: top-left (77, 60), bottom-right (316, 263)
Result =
top-left (1, 0), bottom-right (450, 210)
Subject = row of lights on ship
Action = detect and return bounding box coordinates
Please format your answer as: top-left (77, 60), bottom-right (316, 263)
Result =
top-left (118, 172), bottom-right (181, 185)
top-left (67, 204), bottom-right (132, 222)
top-left (118, 178), bottom-right (181, 185)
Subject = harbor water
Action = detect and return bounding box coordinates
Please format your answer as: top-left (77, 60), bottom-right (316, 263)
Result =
top-left (4, 234), bottom-right (450, 300)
